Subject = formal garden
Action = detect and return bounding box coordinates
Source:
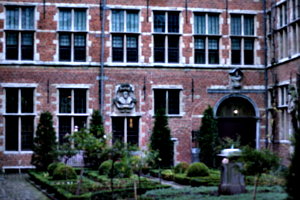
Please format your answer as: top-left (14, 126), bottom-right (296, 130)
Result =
top-left (27, 103), bottom-right (299, 199)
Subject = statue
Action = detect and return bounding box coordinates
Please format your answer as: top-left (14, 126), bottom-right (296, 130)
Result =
top-left (113, 84), bottom-right (136, 113)
top-left (229, 68), bottom-right (243, 89)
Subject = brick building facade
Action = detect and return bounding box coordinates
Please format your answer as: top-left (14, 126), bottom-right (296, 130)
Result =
top-left (0, 0), bottom-right (299, 170)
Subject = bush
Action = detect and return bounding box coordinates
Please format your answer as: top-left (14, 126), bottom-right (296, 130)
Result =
top-left (99, 160), bottom-right (112, 175)
top-left (52, 164), bottom-right (77, 180)
top-left (161, 169), bottom-right (174, 181)
top-left (99, 160), bottom-right (132, 178)
top-left (174, 162), bottom-right (189, 174)
top-left (47, 162), bottom-right (65, 176)
top-left (186, 162), bottom-right (209, 177)
top-left (173, 174), bottom-right (191, 185)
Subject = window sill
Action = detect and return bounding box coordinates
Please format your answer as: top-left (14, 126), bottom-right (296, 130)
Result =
top-left (4, 151), bottom-right (33, 154)
top-left (152, 114), bottom-right (183, 118)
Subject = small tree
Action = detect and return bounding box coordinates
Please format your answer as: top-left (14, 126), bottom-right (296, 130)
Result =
top-left (198, 106), bottom-right (219, 168)
top-left (31, 111), bottom-right (58, 171)
top-left (286, 77), bottom-right (300, 200)
top-left (238, 147), bottom-right (279, 200)
top-left (150, 109), bottom-right (174, 168)
top-left (84, 110), bottom-right (106, 168)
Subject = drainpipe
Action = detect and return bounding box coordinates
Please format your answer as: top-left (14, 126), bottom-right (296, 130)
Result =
top-left (99, 0), bottom-right (106, 117)
top-left (263, 0), bottom-right (269, 149)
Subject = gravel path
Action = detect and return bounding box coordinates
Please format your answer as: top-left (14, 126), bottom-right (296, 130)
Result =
top-left (0, 174), bottom-right (50, 200)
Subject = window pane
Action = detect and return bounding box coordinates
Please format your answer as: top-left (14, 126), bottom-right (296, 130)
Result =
top-left (112, 117), bottom-right (124, 144)
top-left (154, 35), bottom-right (165, 62)
top-left (112, 35), bottom-right (124, 62)
top-left (168, 90), bottom-right (180, 115)
top-left (244, 39), bottom-right (254, 64)
top-left (59, 34), bottom-right (71, 61)
top-left (22, 7), bottom-right (34, 30)
top-left (231, 38), bottom-right (241, 64)
top-left (74, 9), bottom-right (86, 31)
top-left (127, 11), bottom-right (139, 32)
top-left (74, 117), bottom-right (87, 131)
top-left (127, 36), bottom-right (138, 62)
top-left (5, 116), bottom-right (19, 151)
top-left (21, 88), bottom-right (34, 113)
top-left (74, 34), bottom-right (86, 61)
top-left (59, 9), bottom-right (71, 30)
top-left (194, 14), bottom-right (205, 34)
top-left (168, 36), bottom-right (179, 63)
top-left (154, 89), bottom-right (166, 115)
top-left (127, 117), bottom-right (139, 146)
top-left (6, 32), bottom-right (18, 60)
top-left (59, 117), bottom-right (71, 145)
top-left (112, 10), bottom-right (124, 32)
top-left (6, 7), bottom-right (19, 29)
top-left (208, 39), bottom-right (219, 64)
top-left (195, 38), bottom-right (205, 64)
top-left (154, 12), bottom-right (165, 32)
top-left (21, 33), bottom-right (34, 60)
top-left (74, 89), bottom-right (86, 113)
top-left (59, 89), bottom-right (71, 113)
top-left (168, 12), bottom-right (179, 33)
top-left (231, 15), bottom-right (241, 35)
top-left (6, 88), bottom-right (18, 113)
top-left (244, 15), bottom-right (254, 35)
top-left (21, 116), bottom-right (34, 151)
top-left (208, 14), bottom-right (219, 34)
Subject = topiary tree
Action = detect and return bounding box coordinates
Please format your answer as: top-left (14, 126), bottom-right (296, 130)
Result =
top-left (186, 162), bottom-right (210, 177)
top-left (150, 109), bottom-right (174, 168)
top-left (174, 162), bottom-right (189, 174)
top-left (52, 164), bottom-right (77, 180)
top-left (197, 106), bottom-right (219, 168)
top-left (238, 147), bottom-right (279, 200)
top-left (31, 111), bottom-right (58, 171)
top-left (286, 76), bottom-right (300, 200)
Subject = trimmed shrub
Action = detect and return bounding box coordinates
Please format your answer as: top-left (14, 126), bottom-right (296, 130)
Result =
top-left (99, 160), bottom-right (112, 175)
top-left (186, 162), bottom-right (209, 177)
top-left (173, 174), bottom-right (191, 185)
top-left (174, 162), bottom-right (189, 174)
top-left (52, 164), bottom-right (77, 180)
top-left (114, 161), bottom-right (132, 178)
top-left (47, 162), bottom-right (65, 176)
top-left (161, 169), bottom-right (174, 181)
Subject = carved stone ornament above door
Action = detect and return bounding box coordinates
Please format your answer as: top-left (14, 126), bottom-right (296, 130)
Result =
top-left (113, 84), bottom-right (137, 113)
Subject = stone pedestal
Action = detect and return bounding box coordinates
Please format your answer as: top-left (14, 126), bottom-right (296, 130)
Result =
top-left (218, 162), bottom-right (246, 195)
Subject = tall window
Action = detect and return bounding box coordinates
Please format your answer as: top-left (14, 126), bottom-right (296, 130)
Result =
top-left (58, 89), bottom-right (88, 144)
top-left (5, 6), bottom-right (34, 60)
top-left (153, 11), bottom-right (180, 63)
top-left (5, 88), bottom-right (35, 151)
top-left (112, 117), bottom-right (139, 146)
top-left (194, 13), bottom-right (220, 64)
top-left (111, 10), bottom-right (139, 62)
top-left (231, 14), bottom-right (255, 65)
top-left (59, 8), bottom-right (87, 62)
top-left (154, 89), bottom-right (180, 115)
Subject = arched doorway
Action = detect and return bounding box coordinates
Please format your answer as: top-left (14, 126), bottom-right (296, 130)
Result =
top-left (215, 95), bottom-right (258, 148)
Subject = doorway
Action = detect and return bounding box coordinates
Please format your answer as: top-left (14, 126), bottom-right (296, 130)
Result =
top-left (216, 96), bottom-right (257, 147)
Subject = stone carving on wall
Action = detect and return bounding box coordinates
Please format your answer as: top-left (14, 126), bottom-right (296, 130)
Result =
top-left (113, 84), bottom-right (136, 113)
top-left (229, 68), bottom-right (243, 89)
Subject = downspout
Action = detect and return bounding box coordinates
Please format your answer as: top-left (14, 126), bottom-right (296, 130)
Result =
top-left (100, 0), bottom-right (106, 116)
top-left (263, 0), bottom-right (269, 149)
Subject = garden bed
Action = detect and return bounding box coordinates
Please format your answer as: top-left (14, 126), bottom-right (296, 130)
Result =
top-left (28, 170), bottom-right (170, 200)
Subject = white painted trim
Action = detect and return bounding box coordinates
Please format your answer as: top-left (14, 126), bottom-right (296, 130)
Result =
top-left (54, 84), bottom-right (92, 89)
top-left (152, 85), bottom-right (183, 90)
top-left (0, 83), bottom-right (38, 88)
top-left (4, 151), bottom-right (33, 154)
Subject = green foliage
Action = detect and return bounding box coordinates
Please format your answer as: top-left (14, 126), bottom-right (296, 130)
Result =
top-left (161, 169), bottom-right (174, 181)
top-left (186, 162), bottom-right (210, 177)
top-left (238, 147), bottom-right (279, 177)
top-left (31, 111), bottom-right (58, 171)
top-left (198, 106), bottom-right (219, 168)
top-left (90, 110), bottom-right (105, 138)
top-left (286, 82), bottom-right (300, 200)
top-left (52, 164), bottom-right (77, 180)
top-left (174, 162), bottom-right (189, 174)
top-left (150, 108), bottom-right (174, 168)
top-left (114, 161), bottom-right (132, 178)
top-left (99, 160), bottom-right (113, 175)
top-left (48, 162), bottom-right (65, 176)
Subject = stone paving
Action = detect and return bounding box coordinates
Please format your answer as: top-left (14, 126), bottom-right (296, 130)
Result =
top-left (0, 174), bottom-right (50, 200)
